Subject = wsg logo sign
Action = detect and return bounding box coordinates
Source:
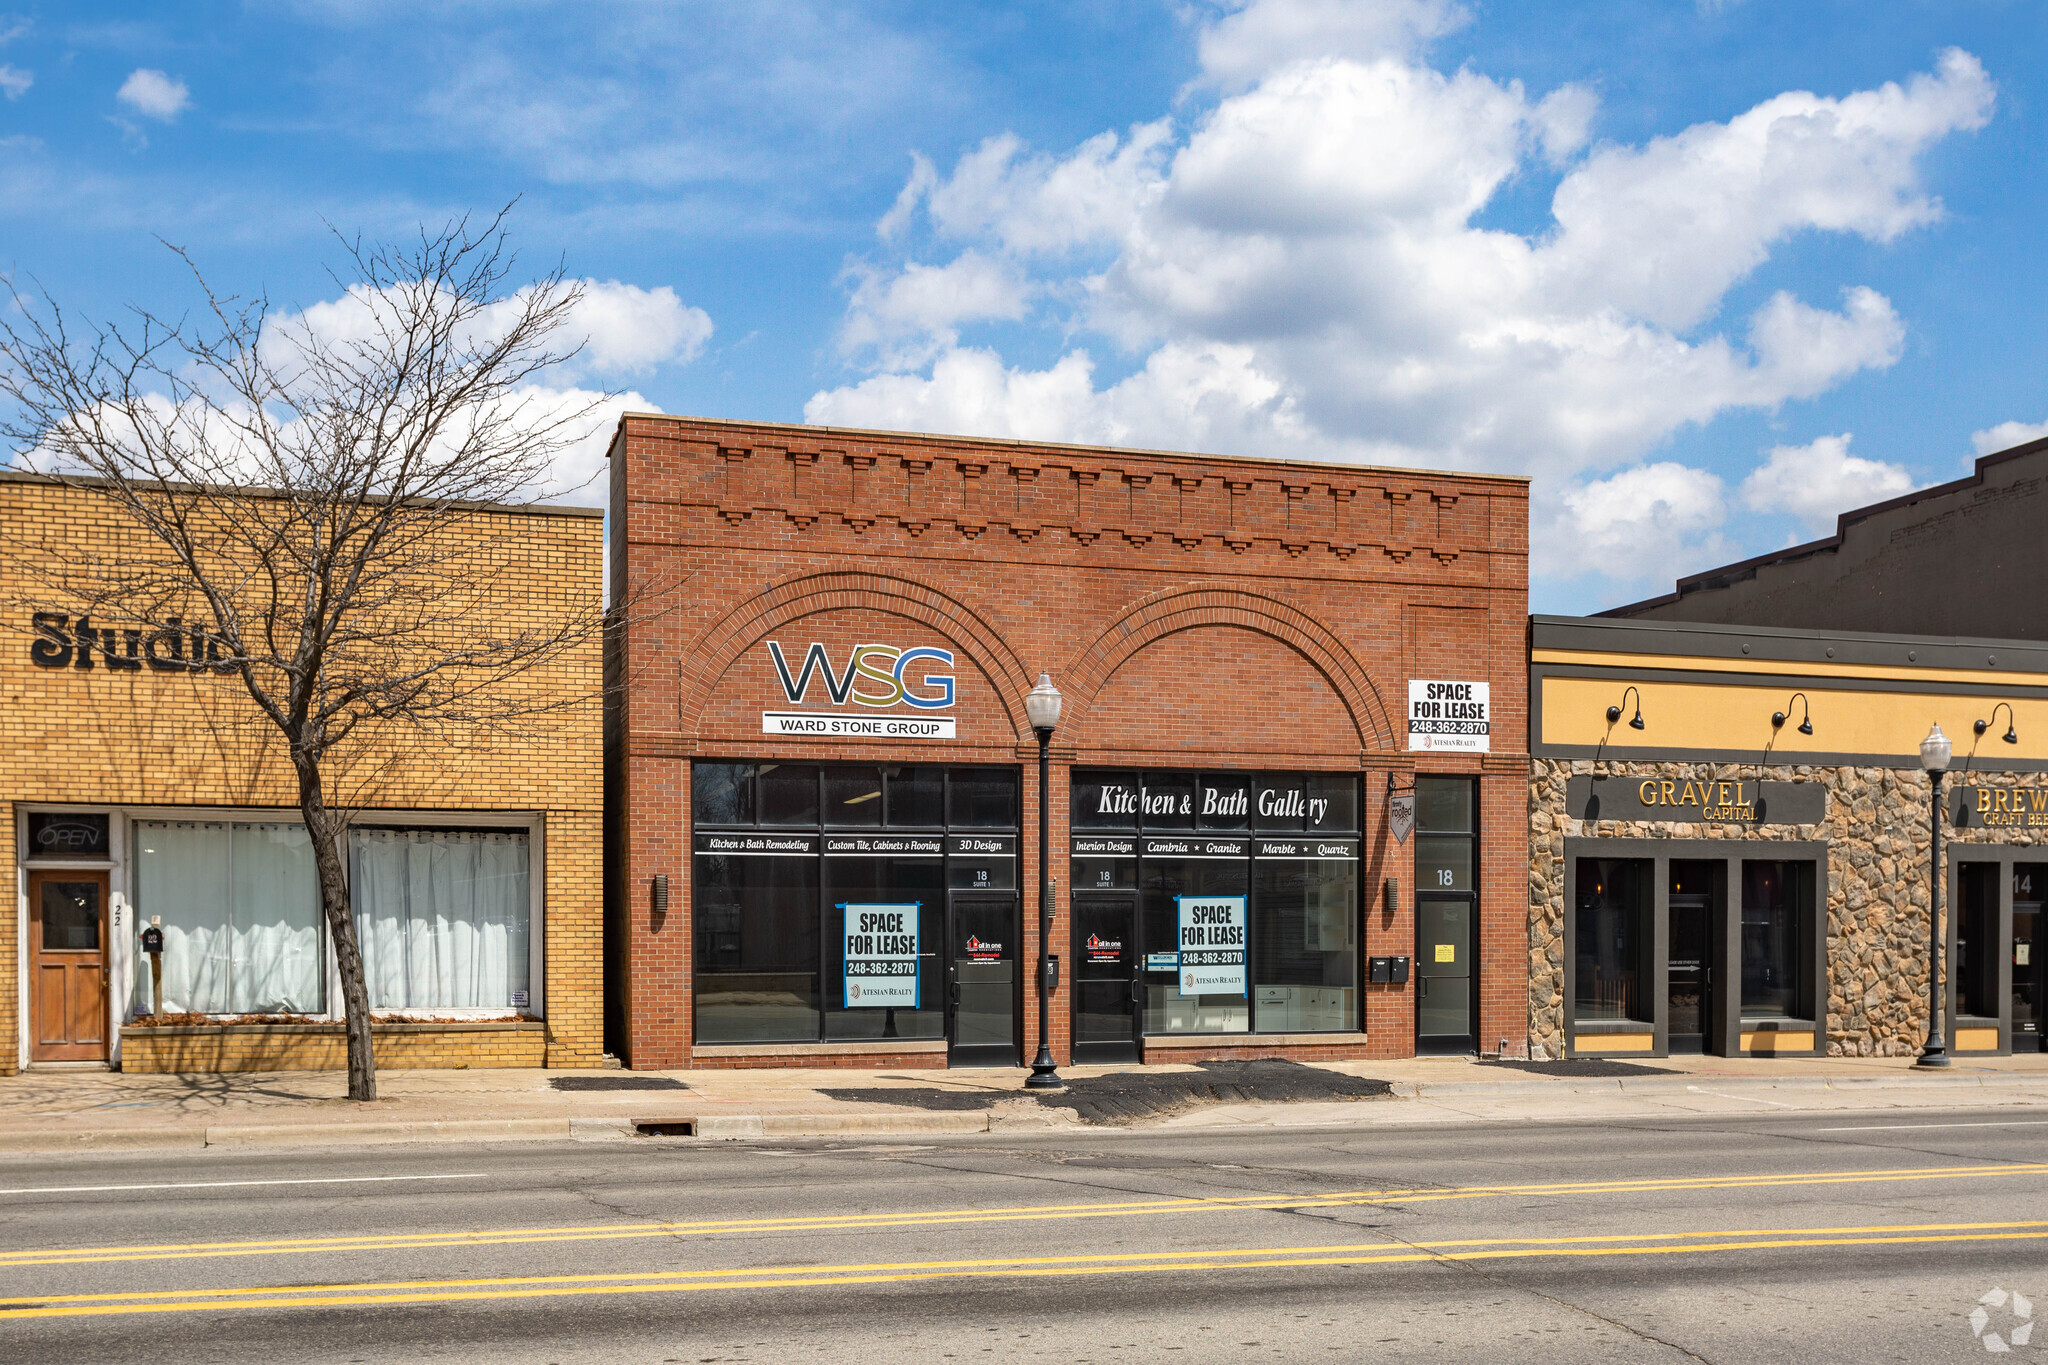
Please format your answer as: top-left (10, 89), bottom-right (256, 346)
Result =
top-left (768, 642), bottom-right (955, 710)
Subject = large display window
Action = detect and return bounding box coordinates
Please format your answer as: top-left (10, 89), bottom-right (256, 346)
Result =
top-left (690, 762), bottom-right (1020, 1047)
top-left (1070, 769), bottom-right (1360, 1038)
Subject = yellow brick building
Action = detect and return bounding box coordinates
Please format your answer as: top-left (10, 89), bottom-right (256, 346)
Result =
top-left (2, 472), bottom-right (604, 1074)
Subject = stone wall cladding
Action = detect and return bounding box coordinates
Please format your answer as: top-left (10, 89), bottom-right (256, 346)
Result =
top-left (3, 474), bottom-right (605, 1075)
top-left (613, 415), bottom-right (1532, 1068)
top-left (1529, 758), bottom-right (2042, 1059)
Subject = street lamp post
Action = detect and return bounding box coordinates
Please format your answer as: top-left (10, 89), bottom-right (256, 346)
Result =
top-left (1917, 723), bottom-right (1952, 1068)
top-left (1024, 672), bottom-right (1064, 1089)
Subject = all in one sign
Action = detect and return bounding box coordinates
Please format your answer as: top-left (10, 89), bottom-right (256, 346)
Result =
top-left (1176, 895), bottom-right (1247, 997)
top-left (842, 902), bottom-right (920, 1007)
top-left (1407, 680), bottom-right (1490, 753)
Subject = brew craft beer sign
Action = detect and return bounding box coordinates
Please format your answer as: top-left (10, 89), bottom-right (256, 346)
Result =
top-left (1408, 680), bottom-right (1490, 753)
top-left (842, 902), bottom-right (920, 1007)
top-left (1176, 895), bottom-right (1247, 996)
top-left (1952, 786), bottom-right (2048, 829)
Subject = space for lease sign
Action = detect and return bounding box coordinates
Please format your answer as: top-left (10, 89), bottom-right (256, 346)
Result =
top-left (1408, 680), bottom-right (1490, 753)
top-left (1176, 896), bottom-right (1246, 997)
top-left (842, 903), bottom-right (920, 1008)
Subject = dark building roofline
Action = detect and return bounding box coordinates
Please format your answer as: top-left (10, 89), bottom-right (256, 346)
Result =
top-left (1598, 431), bottom-right (2048, 617)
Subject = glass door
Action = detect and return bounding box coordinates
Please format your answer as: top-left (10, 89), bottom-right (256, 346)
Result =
top-left (1072, 892), bottom-right (1140, 1063)
top-left (1667, 860), bottom-right (1717, 1054)
top-left (30, 872), bottom-right (109, 1062)
top-left (946, 892), bottom-right (1019, 1066)
top-left (1416, 896), bottom-right (1475, 1053)
top-left (2017, 865), bottom-right (2045, 1054)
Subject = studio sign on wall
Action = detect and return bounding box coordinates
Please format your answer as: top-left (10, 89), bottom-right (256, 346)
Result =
top-left (760, 640), bottom-right (958, 740)
top-left (30, 612), bottom-right (237, 673)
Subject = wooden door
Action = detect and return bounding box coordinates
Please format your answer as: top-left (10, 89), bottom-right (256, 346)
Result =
top-left (29, 871), bottom-right (109, 1062)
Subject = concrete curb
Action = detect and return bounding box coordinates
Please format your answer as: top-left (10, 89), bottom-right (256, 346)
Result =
top-left (4, 1071), bottom-right (2045, 1154)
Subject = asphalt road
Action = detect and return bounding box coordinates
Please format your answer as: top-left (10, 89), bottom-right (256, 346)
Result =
top-left (2, 1106), bottom-right (2045, 1363)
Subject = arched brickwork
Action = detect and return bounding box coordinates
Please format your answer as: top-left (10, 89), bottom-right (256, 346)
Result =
top-left (677, 570), bottom-right (1037, 737)
top-left (1062, 584), bottom-right (1396, 751)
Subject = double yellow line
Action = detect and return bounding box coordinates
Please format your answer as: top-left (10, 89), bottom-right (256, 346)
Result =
top-left (5, 1161), bottom-right (2045, 1272)
top-left (5, 1219), bottom-right (2048, 1320)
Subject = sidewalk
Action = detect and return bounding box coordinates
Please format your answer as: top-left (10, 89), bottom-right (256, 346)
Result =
top-left (3, 1054), bottom-right (2046, 1154)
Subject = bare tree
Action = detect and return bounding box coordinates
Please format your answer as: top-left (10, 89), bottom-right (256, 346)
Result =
top-left (0, 209), bottom-right (610, 1100)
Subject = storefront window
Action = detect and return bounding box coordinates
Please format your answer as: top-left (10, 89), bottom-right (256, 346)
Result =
top-left (1074, 769), bottom-right (1360, 1035)
top-left (824, 856), bottom-right (945, 1040)
top-left (1740, 860), bottom-right (1813, 1019)
top-left (2017, 865), bottom-right (2044, 1050)
top-left (1254, 859), bottom-right (1356, 1032)
top-left (1955, 863), bottom-right (2001, 1020)
top-left (691, 762), bottom-right (1020, 1045)
top-left (1575, 858), bottom-right (1652, 1022)
top-left (1142, 856), bottom-right (1250, 1034)
top-left (693, 852), bottom-right (822, 1042)
top-left (135, 821), bottom-right (323, 1015)
top-left (349, 828), bottom-right (532, 1011)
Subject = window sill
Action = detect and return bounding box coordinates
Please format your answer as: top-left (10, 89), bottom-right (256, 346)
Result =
top-left (1572, 1019), bottom-right (1656, 1034)
top-left (1142, 1031), bottom-right (1363, 1049)
top-left (690, 1039), bottom-right (949, 1058)
top-left (121, 1019), bottom-right (546, 1037)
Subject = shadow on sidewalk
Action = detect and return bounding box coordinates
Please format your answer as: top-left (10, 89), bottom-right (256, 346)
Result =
top-left (821, 1060), bottom-right (1394, 1126)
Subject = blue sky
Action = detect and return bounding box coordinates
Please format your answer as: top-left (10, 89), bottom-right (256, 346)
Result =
top-left (3, 1), bottom-right (2045, 612)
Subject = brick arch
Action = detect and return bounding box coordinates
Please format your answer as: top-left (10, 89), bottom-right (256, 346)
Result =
top-left (1062, 585), bottom-right (1396, 752)
top-left (678, 570), bottom-right (1037, 738)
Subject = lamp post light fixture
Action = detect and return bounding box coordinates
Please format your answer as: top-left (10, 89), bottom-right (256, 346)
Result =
top-left (1917, 722), bottom-right (1952, 1069)
top-left (1024, 672), bottom-right (1065, 1089)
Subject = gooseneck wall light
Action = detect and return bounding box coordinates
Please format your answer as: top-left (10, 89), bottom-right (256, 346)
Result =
top-left (1771, 693), bottom-right (1814, 737)
top-left (1974, 702), bottom-right (2020, 746)
top-left (1917, 722), bottom-right (1952, 1069)
top-left (1605, 686), bottom-right (1646, 731)
top-left (1024, 672), bottom-right (1065, 1090)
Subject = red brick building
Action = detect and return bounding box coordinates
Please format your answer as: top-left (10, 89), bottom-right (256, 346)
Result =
top-left (606, 415), bottom-right (1529, 1070)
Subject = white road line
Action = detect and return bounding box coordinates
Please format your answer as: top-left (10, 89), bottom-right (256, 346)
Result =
top-left (1811, 1120), bottom-right (2048, 1133)
top-left (1685, 1085), bottom-right (1796, 1107)
top-left (0, 1173), bottom-right (490, 1196)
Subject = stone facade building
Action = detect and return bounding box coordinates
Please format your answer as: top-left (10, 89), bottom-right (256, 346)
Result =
top-left (606, 414), bottom-right (1531, 1070)
top-left (1530, 614), bottom-right (2048, 1060)
top-left (4, 473), bottom-right (605, 1074)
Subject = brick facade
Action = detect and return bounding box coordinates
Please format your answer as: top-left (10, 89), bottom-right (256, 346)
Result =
top-left (608, 415), bottom-right (1530, 1068)
top-left (2, 473), bottom-right (605, 1075)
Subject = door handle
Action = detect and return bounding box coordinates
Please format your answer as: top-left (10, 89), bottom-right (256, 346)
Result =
top-left (949, 979), bottom-right (961, 1005)
top-left (1419, 976), bottom-right (1427, 999)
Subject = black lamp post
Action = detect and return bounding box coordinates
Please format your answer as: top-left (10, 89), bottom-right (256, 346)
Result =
top-left (1024, 672), bottom-right (1064, 1089)
top-left (1917, 722), bottom-right (1952, 1068)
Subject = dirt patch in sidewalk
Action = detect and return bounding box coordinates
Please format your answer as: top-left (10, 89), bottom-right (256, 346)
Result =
top-left (1476, 1058), bottom-right (1676, 1078)
top-left (821, 1060), bottom-right (1393, 1126)
top-left (548, 1076), bottom-right (690, 1092)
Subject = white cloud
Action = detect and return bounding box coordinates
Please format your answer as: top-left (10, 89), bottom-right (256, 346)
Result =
top-left (1546, 462), bottom-right (1727, 586)
top-left (281, 277), bottom-right (712, 381)
top-left (1192, 0), bottom-right (1469, 92)
top-left (1738, 433), bottom-right (1913, 533)
top-left (808, 6), bottom-right (1994, 602)
top-left (0, 65), bottom-right (29, 100)
top-left (1972, 419), bottom-right (2048, 457)
top-left (116, 68), bottom-right (190, 122)
top-left (556, 280), bottom-right (712, 375)
top-left (838, 252), bottom-right (1029, 369)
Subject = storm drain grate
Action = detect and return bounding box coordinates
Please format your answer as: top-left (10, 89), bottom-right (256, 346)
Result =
top-left (633, 1119), bottom-right (698, 1137)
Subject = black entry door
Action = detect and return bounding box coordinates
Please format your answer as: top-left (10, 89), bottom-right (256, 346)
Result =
top-left (948, 892), bottom-right (1020, 1065)
top-left (1667, 891), bottom-right (1714, 1054)
top-left (1072, 892), bottom-right (1140, 1063)
top-left (1417, 896), bottom-right (1476, 1054)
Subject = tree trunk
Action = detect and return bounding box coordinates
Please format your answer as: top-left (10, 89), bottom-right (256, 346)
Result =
top-left (294, 757), bottom-right (377, 1101)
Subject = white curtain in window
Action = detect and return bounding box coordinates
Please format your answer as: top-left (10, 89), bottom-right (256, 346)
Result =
top-left (134, 823), bottom-right (232, 1015)
top-left (350, 829), bottom-right (531, 1010)
top-left (133, 821), bottom-right (324, 1016)
top-left (230, 823), bottom-right (324, 1012)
